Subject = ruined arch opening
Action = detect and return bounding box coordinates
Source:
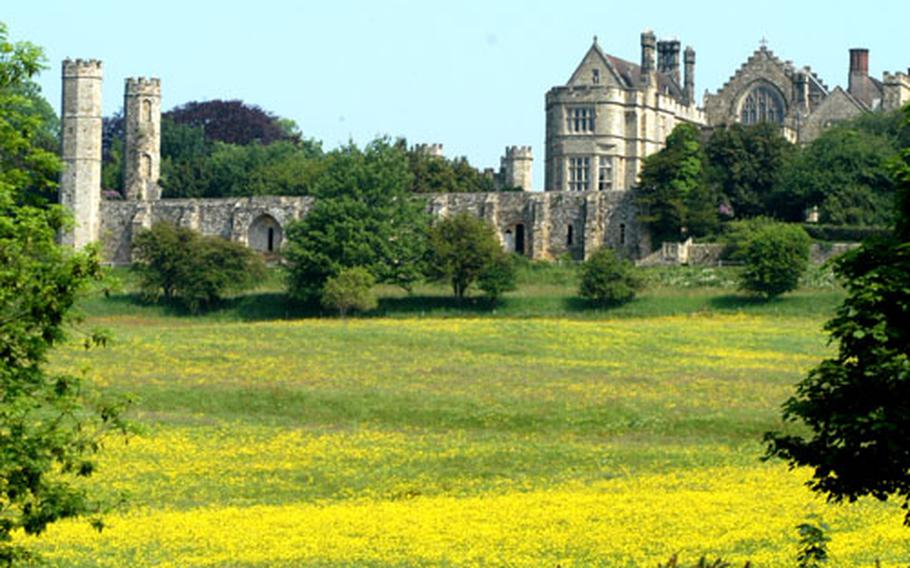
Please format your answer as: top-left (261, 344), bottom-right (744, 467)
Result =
top-left (249, 214), bottom-right (283, 253)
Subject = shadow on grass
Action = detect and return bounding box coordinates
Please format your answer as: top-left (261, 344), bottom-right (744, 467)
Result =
top-left (707, 294), bottom-right (779, 311)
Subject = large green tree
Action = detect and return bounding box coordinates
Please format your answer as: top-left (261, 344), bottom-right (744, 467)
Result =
top-left (0, 23), bottom-right (129, 563)
top-left (425, 212), bottom-right (503, 298)
top-left (636, 123), bottom-right (716, 246)
top-left (765, 105), bottom-right (910, 525)
top-left (778, 125), bottom-right (897, 226)
top-left (704, 122), bottom-right (794, 219)
top-left (285, 138), bottom-right (429, 301)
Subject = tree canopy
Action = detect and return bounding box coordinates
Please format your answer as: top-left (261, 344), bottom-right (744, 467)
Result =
top-left (636, 123), bottom-right (716, 246)
top-left (0, 22), bottom-right (130, 563)
top-left (284, 138), bottom-right (429, 301)
top-left (765, 105), bottom-right (910, 524)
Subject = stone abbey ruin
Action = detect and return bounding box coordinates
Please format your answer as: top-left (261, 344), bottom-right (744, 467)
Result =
top-left (60, 32), bottom-right (910, 263)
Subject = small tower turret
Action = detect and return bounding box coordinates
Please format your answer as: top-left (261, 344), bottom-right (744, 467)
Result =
top-left (59, 58), bottom-right (103, 248)
top-left (124, 77), bottom-right (161, 200)
top-left (500, 146), bottom-right (533, 191)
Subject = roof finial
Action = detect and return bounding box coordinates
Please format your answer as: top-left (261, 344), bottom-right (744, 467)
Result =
top-left (593, 34), bottom-right (598, 45)
top-left (760, 36), bottom-right (769, 49)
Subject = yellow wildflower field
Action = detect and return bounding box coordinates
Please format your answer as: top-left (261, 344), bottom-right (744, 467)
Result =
top-left (24, 314), bottom-right (909, 566)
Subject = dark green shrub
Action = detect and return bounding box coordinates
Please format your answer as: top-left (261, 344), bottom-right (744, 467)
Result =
top-left (738, 222), bottom-right (811, 298)
top-left (321, 266), bottom-right (377, 317)
top-left (131, 223), bottom-right (266, 312)
top-left (477, 253), bottom-right (517, 302)
top-left (426, 213), bottom-right (502, 298)
top-left (578, 247), bottom-right (643, 306)
top-left (801, 223), bottom-right (890, 242)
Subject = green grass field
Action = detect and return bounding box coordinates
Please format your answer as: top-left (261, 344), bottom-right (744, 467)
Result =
top-left (22, 266), bottom-right (910, 566)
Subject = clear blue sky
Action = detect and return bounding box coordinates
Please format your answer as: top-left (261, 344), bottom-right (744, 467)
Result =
top-left (6, 0), bottom-right (909, 188)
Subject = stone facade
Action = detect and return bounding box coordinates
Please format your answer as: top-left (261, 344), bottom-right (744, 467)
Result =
top-left (59, 59), bottom-right (103, 248)
top-left (124, 77), bottom-right (162, 200)
top-left (705, 44), bottom-right (909, 144)
top-left (544, 33), bottom-right (704, 192)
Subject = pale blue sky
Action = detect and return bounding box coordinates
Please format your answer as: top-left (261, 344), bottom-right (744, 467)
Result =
top-left (6, 0), bottom-right (909, 187)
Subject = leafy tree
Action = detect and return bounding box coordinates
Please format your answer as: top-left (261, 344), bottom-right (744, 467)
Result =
top-left (636, 123), bottom-right (715, 246)
top-left (778, 126), bottom-right (897, 226)
top-left (164, 99), bottom-right (296, 146)
top-left (578, 247), bottom-right (643, 306)
top-left (0, 22), bottom-right (130, 563)
top-left (131, 223), bottom-right (266, 312)
top-left (477, 253), bottom-right (517, 302)
top-left (704, 123), bottom-right (795, 219)
top-left (321, 266), bottom-right (377, 317)
top-left (285, 139), bottom-right (429, 301)
top-left (406, 144), bottom-right (497, 194)
top-left (765, 107), bottom-right (910, 524)
top-left (737, 222), bottom-right (811, 299)
top-left (426, 213), bottom-right (502, 298)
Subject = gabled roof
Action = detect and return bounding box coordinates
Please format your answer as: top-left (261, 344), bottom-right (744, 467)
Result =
top-left (566, 39), bottom-right (687, 103)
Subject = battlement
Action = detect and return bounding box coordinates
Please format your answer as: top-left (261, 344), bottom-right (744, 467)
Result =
top-left (414, 143), bottom-right (444, 157)
top-left (883, 71), bottom-right (910, 85)
top-left (62, 58), bottom-right (102, 77)
top-left (125, 77), bottom-right (162, 96)
top-left (504, 145), bottom-right (532, 159)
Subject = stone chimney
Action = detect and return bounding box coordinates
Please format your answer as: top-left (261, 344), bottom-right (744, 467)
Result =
top-left (684, 46), bottom-right (696, 104)
top-left (657, 39), bottom-right (681, 84)
top-left (848, 48), bottom-right (870, 101)
top-left (640, 30), bottom-right (657, 86)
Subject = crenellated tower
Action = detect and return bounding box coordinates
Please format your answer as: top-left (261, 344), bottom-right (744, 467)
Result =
top-left (124, 77), bottom-right (161, 200)
top-left (500, 146), bottom-right (533, 191)
top-left (59, 58), bottom-right (103, 247)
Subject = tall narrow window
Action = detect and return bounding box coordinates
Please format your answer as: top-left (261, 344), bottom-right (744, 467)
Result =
top-left (568, 157), bottom-right (591, 191)
top-left (592, 69), bottom-right (600, 84)
top-left (142, 99), bottom-right (152, 122)
top-left (267, 228), bottom-right (275, 252)
top-left (597, 157), bottom-right (612, 191)
top-left (740, 85), bottom-right (785, 125)
top-left (619, 223), bottom-right (626, 245)
top-left (567, 107), bottom-right (595, 133)
top-left (567, 225), bottom-right (574, 246)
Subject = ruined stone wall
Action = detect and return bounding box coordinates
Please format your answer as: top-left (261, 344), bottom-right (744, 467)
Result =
top-left (100, 191), bottom-right (643, 264)
top-left (100, 196), bottom-right (314, 264)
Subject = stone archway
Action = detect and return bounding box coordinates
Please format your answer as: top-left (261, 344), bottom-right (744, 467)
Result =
top-left (248, 214), bottom-right (283, 253)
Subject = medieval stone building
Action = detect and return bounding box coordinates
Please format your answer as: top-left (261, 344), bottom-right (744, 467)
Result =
top-left (544, 32), bottom-right (704, 191)
top-left (704, 43), bottom-right (910, 143)
top-left (58, 32), bottom-right (908, 264)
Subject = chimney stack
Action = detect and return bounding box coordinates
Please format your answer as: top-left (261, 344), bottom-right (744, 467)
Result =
top-left (657, 40), bottom-right (681, 84)
top-left (684, 46), bottom-right (696, 104)
top-left (640, 30), bottom-right (657, 85)
top-left (848, 48), bottom-right (870, 98)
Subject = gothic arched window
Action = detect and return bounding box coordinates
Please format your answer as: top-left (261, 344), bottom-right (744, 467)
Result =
top-left (739, 84), bottom-right (785, 125)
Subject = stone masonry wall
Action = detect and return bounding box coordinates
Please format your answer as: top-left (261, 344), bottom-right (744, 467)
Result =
top-left (101, 191), bottom-right (644, 264)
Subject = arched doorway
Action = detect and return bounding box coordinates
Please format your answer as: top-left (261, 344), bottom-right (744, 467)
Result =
top-left (248, 214), bottom-right (283, 253)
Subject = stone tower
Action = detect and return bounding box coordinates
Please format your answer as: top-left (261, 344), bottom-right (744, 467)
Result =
top-left (59, 59), bottom-right (103, 248)
top-left (124, 77), bottom-right (161, 200)
top-left (684, 46), bottom-right (696, 104)
top-left (500, 146), bottom-right (533, 191)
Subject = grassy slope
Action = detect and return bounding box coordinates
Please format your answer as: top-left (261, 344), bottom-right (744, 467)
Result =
top-left (24, 267), bottom-right (908, 566)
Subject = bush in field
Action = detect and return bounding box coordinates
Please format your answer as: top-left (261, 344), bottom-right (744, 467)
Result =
top-left (477, 253), bottom-right (517, 302)
top-left (426, 213), bottom-right (502, 298)
top-left (131, 222), bottom-right (266, 312)
top-left (737, 222), bottom-right (811, 298)
top-left (578, 247), bottom-right (643, 306)
top-left (321, 266), bottom-right (377, 316)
